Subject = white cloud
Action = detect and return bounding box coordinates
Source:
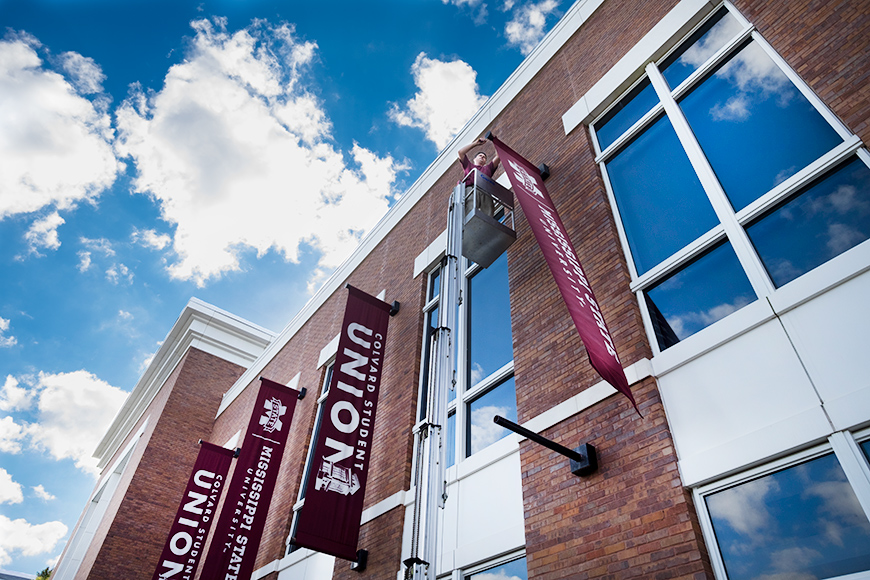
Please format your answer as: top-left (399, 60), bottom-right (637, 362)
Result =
top-left (0, 375), bottom-right (31, 411)
top-left (0, 468), bottom-right (23, 504)
top-left (116, 19), bottom-right (398, 287)
top-left (675, 14), bottom-right (744, 69)
top-left (76, 250), bottom-right (92, 272)
top-left (469, 404), bottom-right (510, 454)
top-left (505, 0), bottom-right (560, 56)
top-left (0, 514), bottom-right (67, 568)
top-left (80, 236), bottom-right (116, 256)
top-left (0, 36), bottom-right (119, 218)
top-left (0, 416), bottom-right (25, 454)
top-left (32, 484), bottom-right (56, 501)
top-left (441, 0), bottom-right (489, 25)
top-left (0, 318), bottom-right (16, 349)
top-left (389, 52), bottom-right (488, 151)
top-left (118, 310), bottom-right (134, 321)
top-left (131, 227), bottom-right (172, 250)
top-left (708, 475), bottom-right (777, 538)
top-left (710, 42), bottom-right (796, 122)
top-left (23, 211), bottom-right (65, 255)
top-left (473, 572), bottom-right (524, 580)
top-left (105, 263), bottom-right (133, 285)
top-left (24, 370), bottom-right (128, 474)
top-left (666, 295), bottom-right (752, 340)
top-left (58, 51), bottom-right (105, 94)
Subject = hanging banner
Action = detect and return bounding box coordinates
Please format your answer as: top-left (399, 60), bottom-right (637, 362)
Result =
top-left (291, 285), bottom-right (392, 560)
top-left (491, 136), bottom-right (639, 414)
top-left (200, 378), bottom-right (299, 579)
top-left (151, 441), bottom-right (235, 580)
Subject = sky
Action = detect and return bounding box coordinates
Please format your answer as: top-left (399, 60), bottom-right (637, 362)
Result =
top-left (0, 0), bottom-right (566, 574)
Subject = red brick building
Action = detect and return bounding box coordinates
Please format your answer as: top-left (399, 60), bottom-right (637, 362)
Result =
top-left (54, 0), bottom-right (870, 579)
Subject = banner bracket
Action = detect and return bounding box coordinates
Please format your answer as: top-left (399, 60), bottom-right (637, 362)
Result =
top-left (350, 549), bottom-right (368, 572)
top-left (297, 387), bottom-right (307, 400)
top-left (494, 415), bottom-right (598, 477)
top-left (390, 300), bottom-right (401, 316)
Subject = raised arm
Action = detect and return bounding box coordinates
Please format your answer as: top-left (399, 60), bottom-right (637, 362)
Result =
top-left (457, 137), bottom-right (487, 161)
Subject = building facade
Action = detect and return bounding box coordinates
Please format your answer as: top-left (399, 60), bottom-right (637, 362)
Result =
top-left (54, 0), bottom-right (870, 578)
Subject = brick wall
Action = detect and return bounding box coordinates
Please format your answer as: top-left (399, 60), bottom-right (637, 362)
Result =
top-left (85, 348), bottom-right (245, 579)
top-left (70, 0), bottom-right (869, 578)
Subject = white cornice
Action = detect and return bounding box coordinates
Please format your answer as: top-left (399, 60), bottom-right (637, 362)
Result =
top-left (94, 298), bottom-right (275, 469)
top-left (216, 0), bottom-right (607, 418)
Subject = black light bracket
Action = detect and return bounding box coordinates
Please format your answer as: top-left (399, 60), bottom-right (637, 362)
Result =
top-left (403, 556), bottom-right (429, 569)
top-left (351, 549), bottom-right (368, 572)
top-left (493, 415), bottom-right (598, 477)
top-left (390, 300), bottom-right (401, 316)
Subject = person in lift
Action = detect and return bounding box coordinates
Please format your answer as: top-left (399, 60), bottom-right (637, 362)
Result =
top-left (458, 137), bottom-right (501, 215)
top-left (458, 136), bottom-right (500, 186)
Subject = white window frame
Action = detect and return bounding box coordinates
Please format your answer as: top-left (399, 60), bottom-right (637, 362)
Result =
top-left (415, 256), bottom-right (516, 477)
top-left (452, 550), bottom-right (527, 580)
top-left (693, 428), bottom-right (870, 580)
top-left (588, 1), bottom-right (869, 366)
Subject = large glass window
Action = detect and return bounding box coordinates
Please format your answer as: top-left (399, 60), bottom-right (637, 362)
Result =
top-left (699, 439), bottom-right (870, 580)
top-left (679, 41), bottom-right (843, 212)
top-left (746, 157), bottom-right (870, 287)
top-left (605, 113), bottom-right (719, 274)
top-left (416, 250), bottom-right (516, 470)
top-left (592, 3), bottom-right (867, 353)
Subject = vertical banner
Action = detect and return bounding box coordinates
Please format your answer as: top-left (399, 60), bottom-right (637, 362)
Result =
top-left (200, 378), bottom-right (298, 579)
top-left (152, 441), bottom-right (234, 580)
top-left (292, 285), bottom-right (392, 560)
top-left (491, 136), bottom-right (639, 414)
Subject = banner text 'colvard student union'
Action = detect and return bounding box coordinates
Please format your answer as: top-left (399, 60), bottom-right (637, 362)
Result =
top-left (292, 285), bottom-right (393, 560)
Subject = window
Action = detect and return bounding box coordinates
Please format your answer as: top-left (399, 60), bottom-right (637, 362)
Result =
top-left (591, 3), bottom-right (869, 353)
top-left (696, 431), bottom-right (870, 580)
top-left (417, 250), bottom-right (516, 469)
top-left (286, 363), bottom-right (333, 555)
top-left (464, 555), bottom-right (528, 580)
top-left (463, 253), bottom-right (516, 457)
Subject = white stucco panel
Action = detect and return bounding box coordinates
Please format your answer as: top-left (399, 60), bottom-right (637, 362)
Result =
top-left (455, 451), bottom-right (525, 568)
top-left (658, 318), bottom-right (828, 485)
top-left (776, 269), bottom-right (870, 431)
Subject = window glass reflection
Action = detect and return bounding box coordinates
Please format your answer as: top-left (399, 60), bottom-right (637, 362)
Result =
top-left (429, 268), bottom-right (441, 300)
top-left (861, 439), bottom-right (870, 464)
top-left (661, 7), bottom-right (743, 90)
top-left (606, 114), bottom-right (719, 274)
top-left (467, 376), bottom-right (517, 457)
top-left (747, 157), bottom-right (870, 287)
top-left (468, 252), bottom-right (513, 388)
top-left (594, 78), bottom-right (658, 151)
top-left (465, 557), bottom-right (528, 580)
top-left (645, 242), bottom-right (755, 350)
top-left (419, 305), bottom-right (439, 420)
top-left (679, 41), bottom-right (842, 211)
top-left (446, 411), bottom-right (455, 469)
top-left (706, 453), bottom-right (870, 580)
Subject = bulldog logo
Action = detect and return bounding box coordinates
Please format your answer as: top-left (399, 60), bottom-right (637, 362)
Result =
top-left (259, 397), bottom-right (286, 433)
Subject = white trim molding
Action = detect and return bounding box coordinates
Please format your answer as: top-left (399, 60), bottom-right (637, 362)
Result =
top-left (95, 298), bottom-right (274, 469)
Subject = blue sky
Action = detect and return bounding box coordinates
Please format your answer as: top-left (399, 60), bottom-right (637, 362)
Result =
top-left (0, 0), bottom-right (565, 573)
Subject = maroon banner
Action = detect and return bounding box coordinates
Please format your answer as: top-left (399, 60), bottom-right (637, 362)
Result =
top-left (151, 441), bottom-right (234, 580)
top-left (491, 136), bottom-right (639, 414)
top-left (200, 378), bottom-right (298, 579)
top-left (292, 285), bottom-right (392, 560)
